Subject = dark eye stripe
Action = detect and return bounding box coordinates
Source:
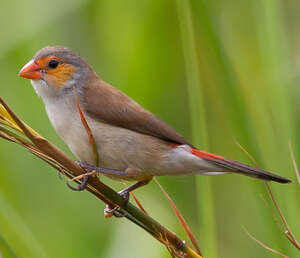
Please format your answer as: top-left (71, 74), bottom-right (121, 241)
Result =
top-left (48, 60), bottom-right (59, 69)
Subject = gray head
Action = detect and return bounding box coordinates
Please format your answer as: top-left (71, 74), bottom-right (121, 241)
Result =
top-left (19, 46), bottom-right (94, 98)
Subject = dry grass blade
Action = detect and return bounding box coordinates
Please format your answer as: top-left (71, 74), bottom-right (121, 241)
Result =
top-left (243, 226), bottom-right (290, 258)
top-left (71, 171), bottom-right (97, 181)
top-left (0, 126), bottom-right (67, 174)
top-left (154, 178), bottom-right (202, 256)
top-left (0, 97), bottom-right (99, 188)
top-left (0, 124), bottom-right (30, 144)
top-left (235, 140), bottom-right (258, 167)
top-left (130, 192), bottom-right (148, 215)
top-left (0, 114), bottom-right (23, 134)
top-left (0, 130), bottom-right (20, 143)
top-left (0, 104), bottom-right (19, 126)
top-left (0, 96), bottom-right (202, 258)
top-left (73, 87), bottom-right (99, 166)
top-left (288, 141), bottom-right (300, 185)
top-left (236, 141), bottom-right (300, 252)
top-left (265, 183), bottom-right (300, 251)
top-left (0, 103), bottom-right (39, 137)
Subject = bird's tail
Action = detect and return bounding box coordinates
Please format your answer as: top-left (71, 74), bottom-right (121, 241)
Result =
top-left (191, 149), bottom-right (291, 184)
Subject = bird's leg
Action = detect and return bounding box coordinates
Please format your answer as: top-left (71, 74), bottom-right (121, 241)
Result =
top-left (75, 161), bottom-right (137, 178)
top-left (74, 161), bottom-right (152, 217)
top-left (118, 179), bottom-right (152, 202)
top-left (104, 179), bottom-right (152, 218)
top-left (67, 161), bottom-right (131, 191)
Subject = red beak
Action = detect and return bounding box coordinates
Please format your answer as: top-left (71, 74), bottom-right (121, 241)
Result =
top-left (19, 60), bottom-right (42, 79)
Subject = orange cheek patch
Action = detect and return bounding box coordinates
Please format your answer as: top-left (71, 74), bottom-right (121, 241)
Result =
top-left (46, 64), bottom-right (76, 88)
top-left (36, 56), bottom-right (76, 88)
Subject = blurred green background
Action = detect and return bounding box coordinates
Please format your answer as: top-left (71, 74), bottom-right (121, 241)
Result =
top-left (0, 0), bottom-right (300, 257)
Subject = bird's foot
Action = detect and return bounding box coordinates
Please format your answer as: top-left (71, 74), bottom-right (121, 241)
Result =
top-left (67, 161), bottom-right (98, 191)
top-left (118, 188), bottom-right (130, 202)
top-left (57, 168), bottom-right (64, 180)
top-left (104, 179), bottom-right (152, 218)
top-left (104, 205), bottom-right (123, 218)
top-left (104, 189), bottom-right (130, 218)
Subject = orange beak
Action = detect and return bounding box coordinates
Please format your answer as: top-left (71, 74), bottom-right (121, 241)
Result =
top-left (19, 60), bottom-right (43, 79)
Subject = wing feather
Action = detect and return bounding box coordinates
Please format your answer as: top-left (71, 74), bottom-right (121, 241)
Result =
top-left (82, 78), bottom-right (193, 147)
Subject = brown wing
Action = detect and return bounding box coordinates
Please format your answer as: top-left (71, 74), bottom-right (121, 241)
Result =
top-left (82, 77), bottom-right (193, 147)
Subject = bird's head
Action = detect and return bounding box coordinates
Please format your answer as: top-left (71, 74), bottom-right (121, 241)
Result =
top-left (19, 46), bottom-right (92, 98)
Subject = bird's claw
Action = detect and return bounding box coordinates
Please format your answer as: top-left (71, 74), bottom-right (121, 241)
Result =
top-left (118, 189), bottom-right (130, 203)
top-left (67, 160), bottom-right (98, 191)
top-left (104, 205), bottom-right (123, 218)
top-left (67, 175), bottom-right (89, 191)
top-left (104, 190), bottom-right (130, 218)
top-left (58, 171), bottom-right (63, 180)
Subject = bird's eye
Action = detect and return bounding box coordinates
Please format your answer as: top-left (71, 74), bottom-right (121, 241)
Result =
top-left (48, 60), bottom-right (59, 69)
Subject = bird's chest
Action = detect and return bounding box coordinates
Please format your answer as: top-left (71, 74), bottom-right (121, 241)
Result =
top-left (44, 98), bottom-right (95, 164)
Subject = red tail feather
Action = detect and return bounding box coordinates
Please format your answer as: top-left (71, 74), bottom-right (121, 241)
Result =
top-left (191, 148), bottom-right (224, 161)
top-left (190, 148), bottom-right (291, 184)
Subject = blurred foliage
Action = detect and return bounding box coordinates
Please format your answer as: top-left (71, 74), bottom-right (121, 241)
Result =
top-left (0, 0), bottom-right (300, 257)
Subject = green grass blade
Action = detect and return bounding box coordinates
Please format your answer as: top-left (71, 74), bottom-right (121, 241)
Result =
top-left (0, 192), bottom-right (48, 258)
top-left (175, 1), bottom-right (218, 257)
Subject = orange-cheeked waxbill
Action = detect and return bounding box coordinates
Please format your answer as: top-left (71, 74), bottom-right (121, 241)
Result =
top-left (18, 46), bottom-right (291, 201)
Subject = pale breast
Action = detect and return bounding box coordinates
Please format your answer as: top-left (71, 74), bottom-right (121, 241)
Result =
top-left (43, 94), bottom-right (95, 164)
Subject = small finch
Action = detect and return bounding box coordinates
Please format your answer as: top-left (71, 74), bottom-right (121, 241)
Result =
top-left (19, 46), bottom-right (291, 205)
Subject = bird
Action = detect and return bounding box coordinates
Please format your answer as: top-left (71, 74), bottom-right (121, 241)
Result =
top-left (18, 46), bottom-right (291, 209)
